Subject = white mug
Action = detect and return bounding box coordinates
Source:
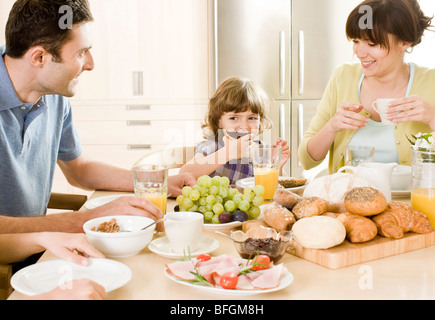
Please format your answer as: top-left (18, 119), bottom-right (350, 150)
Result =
top-left (165, 212), bottom-right (203, 253)
top-left (372, 99), bottom-right (398, 125)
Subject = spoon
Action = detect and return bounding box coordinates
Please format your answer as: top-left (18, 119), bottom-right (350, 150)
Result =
top-left (214, 231), bottom-right (240, 242)
top-left (121, 218), bottom-right (166, 232)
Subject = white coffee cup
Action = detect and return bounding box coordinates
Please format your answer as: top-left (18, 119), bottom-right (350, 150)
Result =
top-left (372, 99), bottom-right (398, 125)
top-left (165, 212), bottom-right (203, 253)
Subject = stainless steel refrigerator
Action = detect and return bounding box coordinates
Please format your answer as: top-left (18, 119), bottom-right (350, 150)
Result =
top-left (211, 0), bottom-right (360, 177)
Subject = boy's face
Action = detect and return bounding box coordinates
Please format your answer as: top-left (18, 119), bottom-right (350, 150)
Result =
top-left (37, 22), bottom-right (95, 97)
top-left (219, 111), bottom-right (260, 135)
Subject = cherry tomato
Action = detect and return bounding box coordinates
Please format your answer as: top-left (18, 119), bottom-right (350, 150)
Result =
top-left (220, 272), bottom-right (238, 290)
top-left (250, 255), bottom-right (271, 271)
top-left (195, 254), bottom-right (211, 267)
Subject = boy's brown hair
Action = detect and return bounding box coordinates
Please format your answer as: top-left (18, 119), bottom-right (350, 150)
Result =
top-left (203, 77), bottom-right (272, 139)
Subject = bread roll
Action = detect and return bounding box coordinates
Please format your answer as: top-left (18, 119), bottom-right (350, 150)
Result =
top-left (336, 212), bottom-right (378, 243)
top-left (292, 216), bottom-right (346, 249)
top-left (278, 177), bottom-right (307, 188)
top-left (344, 187), bottom-right (387, 216)
top-left (303, 173), bottom-right (374, 212)
top-left (273, 188), bottom-right (302, 209)
top-left (263, 202), bottom-right (296, 232)
top-left (245, 225), bottom-right (278, 240)
top-left (242, 218), bottom-right (269, 233)
top-left (292, 197), bottom-right (328, 220)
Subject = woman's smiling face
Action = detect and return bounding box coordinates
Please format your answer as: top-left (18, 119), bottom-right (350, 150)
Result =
top-left (352, 35), bottom-right (411, 78)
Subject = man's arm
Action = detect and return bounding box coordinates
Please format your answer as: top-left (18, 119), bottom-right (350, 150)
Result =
top-left (57, 154), bottom-right (134, 192)
top-left (58, 154), bottom-right (196, 196)
top-left (0, 196), bottom-right (164, 234)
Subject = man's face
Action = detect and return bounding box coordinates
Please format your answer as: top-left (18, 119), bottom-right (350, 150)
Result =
top-left (38, 22), bottom-right (94, 97)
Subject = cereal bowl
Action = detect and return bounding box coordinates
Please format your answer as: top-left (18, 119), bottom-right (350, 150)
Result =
top-left (83, 215), bottom-right (156, 258)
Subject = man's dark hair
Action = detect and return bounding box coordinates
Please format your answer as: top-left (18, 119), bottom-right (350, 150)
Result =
top-left (5, 0), bottom-right (94, 61)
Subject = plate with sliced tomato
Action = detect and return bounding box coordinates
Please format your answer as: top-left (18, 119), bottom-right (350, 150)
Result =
top-left (164, 254), bottom-right (294, 296)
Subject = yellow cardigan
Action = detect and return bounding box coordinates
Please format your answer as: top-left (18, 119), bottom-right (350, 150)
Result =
top-left (297, 63), bottom-right (435, 174)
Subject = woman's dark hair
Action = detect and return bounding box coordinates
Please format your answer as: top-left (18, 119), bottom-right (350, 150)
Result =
top-left (5, 0), bottom-right (94, 61)
top-left (346, 0), bottom-right (432, 50)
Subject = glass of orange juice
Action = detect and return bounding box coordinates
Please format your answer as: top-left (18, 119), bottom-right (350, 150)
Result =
top-left (251, 144), bottom-right (282, 200)
top-left (411, 148), bottom-right (435, 229)
top-left (132, 164), bottom-right (168, 214)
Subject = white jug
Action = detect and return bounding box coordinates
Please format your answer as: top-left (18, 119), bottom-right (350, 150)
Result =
top-left (338, 162), bottom-right (398, 202)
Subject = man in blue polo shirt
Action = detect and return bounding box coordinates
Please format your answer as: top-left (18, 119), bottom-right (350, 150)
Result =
top-left (0, 0), bottom-right (194, 234)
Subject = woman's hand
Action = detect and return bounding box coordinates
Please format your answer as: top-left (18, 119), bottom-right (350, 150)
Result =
top-left (306, 103), bottom-right (369, 162)
top-left (386, 95), bottom-right (435, 131)
top-left (36, 233), bottom-right (105, 266)
top-left (327, 103), bottom-right (369, 133)
top-left (30, 279), bottom-right (106, 300)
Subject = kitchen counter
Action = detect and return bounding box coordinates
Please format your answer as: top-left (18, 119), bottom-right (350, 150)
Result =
top-left (8, 191), bottom-right (435, 300)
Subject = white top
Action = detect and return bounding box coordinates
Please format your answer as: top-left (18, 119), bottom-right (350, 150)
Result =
top-left (349, 63), bottom-right (416, 163)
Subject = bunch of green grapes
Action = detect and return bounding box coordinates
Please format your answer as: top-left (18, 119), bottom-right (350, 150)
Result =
top-left (176, 175), bottom-right (265, 224)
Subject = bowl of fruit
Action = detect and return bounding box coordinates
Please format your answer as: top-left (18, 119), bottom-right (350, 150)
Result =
top-left (175, 175), bottom-right (265, 229)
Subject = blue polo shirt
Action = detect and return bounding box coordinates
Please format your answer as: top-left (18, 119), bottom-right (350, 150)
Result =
top-left (0, 46), bottom-right (82, 217)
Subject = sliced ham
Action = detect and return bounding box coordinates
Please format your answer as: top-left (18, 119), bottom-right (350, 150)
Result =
top-left (250, 264), bottom-right (283, 289)
top-left (165, 260), bottom-right (196, 281)
top-left (235, 274), bottom-right (256, 290)
top-left (166, 255), bottom-right (284, 290)
top-left (198, 255), bottom-right (238, 276)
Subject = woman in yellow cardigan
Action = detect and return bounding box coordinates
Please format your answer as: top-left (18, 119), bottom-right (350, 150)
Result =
top-left (298, 0), bottom-right (435, 174)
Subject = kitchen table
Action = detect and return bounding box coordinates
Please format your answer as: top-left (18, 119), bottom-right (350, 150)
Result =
top-left (8, 191), bottom-right (435, 300)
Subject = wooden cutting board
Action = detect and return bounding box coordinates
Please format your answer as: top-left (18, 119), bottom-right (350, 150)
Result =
top-left (288, 231), bottom-right (435, 269)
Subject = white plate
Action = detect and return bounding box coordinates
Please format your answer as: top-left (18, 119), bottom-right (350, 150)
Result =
top-left (392, 190), bottom-right (411, 197)
top-left (149, 236), bottom-right (219, 259)
top-left (11, 258), bottom-right (132, 296)
top-left (164, 265), bottom-right (294, 296)
top-left (203, 206), bottom-right (264, 230)
top-left (84, 195), bottom-right (134, 210)
top-left (203, 220), bottom-right (243, 230)
top-left (236, 177), bottom-right (307, 193)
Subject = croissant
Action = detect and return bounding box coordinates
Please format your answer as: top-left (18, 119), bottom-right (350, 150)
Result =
top-left (372, 202), bottom-right (433, 239)
top-left (336, 212), bottom-right (378, 243)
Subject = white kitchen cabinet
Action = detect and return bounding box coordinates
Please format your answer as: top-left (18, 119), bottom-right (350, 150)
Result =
top-left (61, 0), bottom-right (211, 194)
top-left (74, 0), bottom-right (209, 102)
top-left (1, 0), bottom-right (211, 195)
top-left (53, 101), bottom-right (207, 195)
top-left (0, 0), bottom-right (15, 45)
top-left (71, 102), bottom-right (206, 161)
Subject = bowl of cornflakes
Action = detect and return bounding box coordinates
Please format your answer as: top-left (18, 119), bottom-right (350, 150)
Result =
top-left (83, 215), bottom-right (156, 258)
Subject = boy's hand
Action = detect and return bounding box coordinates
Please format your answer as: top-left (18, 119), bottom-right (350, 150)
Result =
top-left (276, 139), bottom-right (291, 174)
